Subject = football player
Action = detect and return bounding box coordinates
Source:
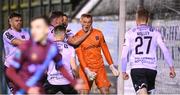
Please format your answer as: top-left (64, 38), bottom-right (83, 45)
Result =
top-left (121, 8), bottom-right (176, 95)
top-left (48, 11), bottom-right (90, 46)
top-left (48, 11), bottom-right (64, 41)
top-left (45, 25), bottom-right (80, 94)
top-left (3, 12), bottom-right (30, 93)
top-left (75, 14), bottom-right (119, 94)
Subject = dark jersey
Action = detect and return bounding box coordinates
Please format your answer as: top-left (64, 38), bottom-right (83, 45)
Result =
top-left (6, 40), bottom-right (62, 93)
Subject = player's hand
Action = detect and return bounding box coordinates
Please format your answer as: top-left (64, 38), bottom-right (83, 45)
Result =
top-left (74, 78), bottom-right (84, 92)
top-left (169, 67), bottom-right (176, 78)
top-left (84, 68), bottom-right (96, 81)
top-left (122, 72), bottom-right (129, 80)
top-left (27, 87), bottom-right (40, 95)
top-left (109, 64), bottom-right (119, 77)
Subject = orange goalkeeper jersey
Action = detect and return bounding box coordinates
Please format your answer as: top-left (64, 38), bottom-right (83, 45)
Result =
top-left (75, 28), bottom-right (113, 69)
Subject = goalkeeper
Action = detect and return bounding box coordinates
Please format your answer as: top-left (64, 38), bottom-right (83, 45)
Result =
top-left (75, 14), bottom-right (119, 94)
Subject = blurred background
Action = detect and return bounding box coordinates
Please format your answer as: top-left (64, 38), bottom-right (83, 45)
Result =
top-left (0, 0), bottom-right (179, 94)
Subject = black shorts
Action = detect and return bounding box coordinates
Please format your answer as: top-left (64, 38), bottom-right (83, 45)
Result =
top-left (130, 68), bottom-right (157, 92)
top-left (44, 81), bottom-right (78, 94)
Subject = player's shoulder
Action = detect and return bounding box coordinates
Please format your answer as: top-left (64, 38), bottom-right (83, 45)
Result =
top-left (3, 28), bottom-right (13, 36)
top-left (127, 26), bottom-right (138, 33)
top-left (63, 42), bottom-right (74, 49)
top-left (66, 31), bottom-right (74, 37)
top-left (3, 28), bottom-right (16, 41)
top-left (146, 25), bottom-right (157, 33)
top-left (67, 43), bottom-right (74, 50)
top-left (128, 25), bottom-right (156, 32)
top-left (66, 43), bottom-right (75, 54)
top-left (93, 28), bottom-right (102, 33)
top-left (93, 28), bottom-right (103, 35)
top-left (146, 26), bottom-right (161, 36)
top-left (93, 28), bottom-right (102, 32)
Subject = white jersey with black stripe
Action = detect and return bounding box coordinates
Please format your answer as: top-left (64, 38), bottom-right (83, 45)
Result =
top-left (3, 28), bottom-right (30, 67)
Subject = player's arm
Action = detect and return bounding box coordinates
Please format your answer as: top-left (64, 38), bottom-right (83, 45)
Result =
top-left (70, 49), bottom-right (79, 78)
top-left (156, 32), bottom-right (176, 78)
top-left (67, 29), bottom-right (91, 46)
top-left (11, 39), bottom-right (24, 46)
top-left (6, 49), bottom-right (30, 92)
top-left (121, 31), bottom-right (131, 80)
top-left (121, 32), bottom-right (130, 73)
top-left (3, 31), bottom-right (24, 46)
top-left (100, 34), bottom-right (113, 65)
top-left (100, 33), bottom-right (119, 76)
top-left (70, 57), bottom-right (79, 78)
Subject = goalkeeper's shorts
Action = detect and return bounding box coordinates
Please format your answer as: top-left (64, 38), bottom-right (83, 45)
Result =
top-left (79, 66), bottom-right (111, 90)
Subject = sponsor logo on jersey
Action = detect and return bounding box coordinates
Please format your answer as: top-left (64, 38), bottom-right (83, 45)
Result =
top-left (5, 32), bottom-right (14, 40)
top-left (64, 44), bottom-right (68, 48)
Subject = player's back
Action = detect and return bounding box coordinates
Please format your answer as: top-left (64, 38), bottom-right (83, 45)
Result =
top-left (127, 25), bottom-right (159, 70)
top-left (47, 41), bottom-right (74, 85)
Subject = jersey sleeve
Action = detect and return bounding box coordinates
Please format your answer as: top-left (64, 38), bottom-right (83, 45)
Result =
top-left (156, 31), bottom-right (173, 67)
top-left (121, 31), bottom-right (131, 72)
top-left (74, 31), bottom-right (81, 38)
top-left (3, 31), bottom-right (16, 43)
top-left (67, 31), bottom-right (81, 46)
top-left (100, 32), bottom-right (113, 65)
top-left (72, 31), bottom-right (81, 41)
top-left (76, 46), bottom-right (87, 68)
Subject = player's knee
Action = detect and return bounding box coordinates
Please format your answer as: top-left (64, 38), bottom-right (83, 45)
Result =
top-left (99, 87), bottom-right (109, 94)
top-left (137, 83), bottom-right (148, 95)
top-left (137, 88), bottom-right (148, 95)
top-left (148, 89), bottom-right (156, 95)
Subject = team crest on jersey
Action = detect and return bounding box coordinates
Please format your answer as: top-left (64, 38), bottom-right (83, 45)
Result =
top-left (95, 36), bottom-right (99, 40)
top-left (31, 53), bottom-right (38, 61)
top-left (21, 35), bottom-right (25, 39)
top-left (64, 44), bottom-right (68, 48)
